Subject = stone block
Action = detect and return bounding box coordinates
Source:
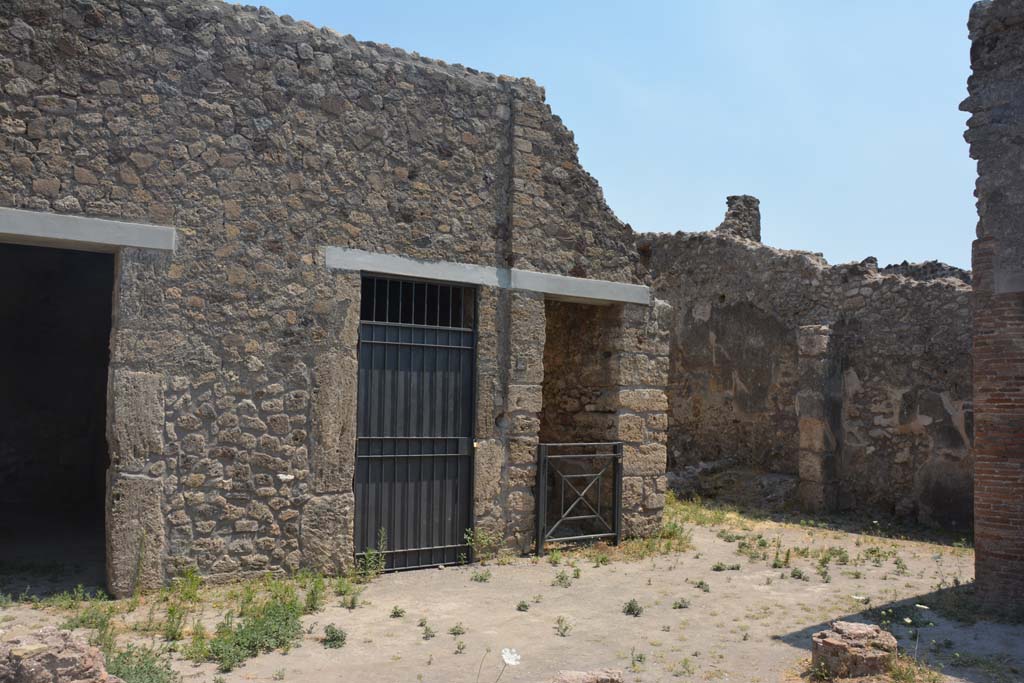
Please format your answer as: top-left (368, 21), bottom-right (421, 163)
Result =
top-left (798, 417), bottom-right (834, 452)
top-left (799, 450), bottom-right (826, 483)
top-left (643, 482), bottom-right (665, 510)
top-left (474, 439), bottom-right (504, 510)
top-left (310, 351), bottom-right (358, 494)
top-left (299, 493), bottom-right (354, 575)
top-left (109, 370), bottom-right (164, 472)
top-left (811, 622), bottom-right (897, 679)
top-left (795, 390), bottom-right (825, 418)
top-left (508, 464), bottom-right (536, 489)
top-left (645, 413), bottom-right (668, 431)
top-left (618, 388), bottom-right (668, 413)
top-left (622, 443), bottom-right (667, 477)
top-left (622, 511), bottom-right (659, 538)
top-left (475, 370), bottom-right (498, 439)
top-left (621, 476), bottom-right (644, 507)
top-left (107, 475), bottom-right (166, 597)
top-left (616, 353), bottom-right (669, 386)
top-left (509, 437), bottom-right (539, 465)
top-left (797, 325), bottom-right (831, 356)
top-left (617, 413), bottom-right (645, 443)
top-left (510, 413), bottom-right (540, 436)
top-left (507, 490), bottom-right (533, 522)
top-left (508, 383), bottom-right (543, 413)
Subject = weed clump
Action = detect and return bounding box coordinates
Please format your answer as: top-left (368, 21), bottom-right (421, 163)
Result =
top-left (322, 624), bottom-right (346, 649)
top-left (206, 580), bottom-right (304, 672)
top-left (623, 599), bottom-right (643, 617)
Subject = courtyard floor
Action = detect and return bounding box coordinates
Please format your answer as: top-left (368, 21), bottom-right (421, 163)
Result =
top-left (2, 498), bottom-right (1022, 682)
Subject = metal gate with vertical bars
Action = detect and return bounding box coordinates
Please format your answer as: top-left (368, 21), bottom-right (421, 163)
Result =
top-left (354, 275), bottom-right (476, 569)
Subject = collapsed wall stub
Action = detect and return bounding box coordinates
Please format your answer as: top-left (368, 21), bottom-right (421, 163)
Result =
top-left (0, 0), bottom-right (665, 593)
top-left (715, 195), bottom-right (761, 243)
top-left (642, 200), bottom-right (973, 528)
top-left (963, 0), bottom-right (1024, 605)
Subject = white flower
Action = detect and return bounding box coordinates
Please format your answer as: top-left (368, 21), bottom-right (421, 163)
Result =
top-left (501, 648), bottom-right (521, 666)
top-left (903, 617), bottom-right (913, 624)
top-left (915, 604), bottom-right (929, 610)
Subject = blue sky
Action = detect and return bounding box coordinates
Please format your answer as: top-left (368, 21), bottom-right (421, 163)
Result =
top-left (264, 1), bottom-right (977, 268)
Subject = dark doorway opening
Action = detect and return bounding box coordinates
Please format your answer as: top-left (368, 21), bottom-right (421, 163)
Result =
top-left (0, 242), bottom-right (114, 596)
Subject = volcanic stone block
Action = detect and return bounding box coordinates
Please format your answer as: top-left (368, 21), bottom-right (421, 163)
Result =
top-left (109, 370), bottom-right (164, 472)
top-left (299, 493), bottom-right (354, 574)
top-left (310, 351), bottom-right (358, 494)
top-left (107, 475), bottom-right (166, 597)
top-left (811, 621), bottom-right (897, 678)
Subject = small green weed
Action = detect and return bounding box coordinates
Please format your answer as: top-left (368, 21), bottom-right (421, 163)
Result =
top-left (623, 599), bottom-right (643, 617)
top-left (552, 570), bottom-right (572, 588)
top-left (322, 624), bottom-right (346, 649)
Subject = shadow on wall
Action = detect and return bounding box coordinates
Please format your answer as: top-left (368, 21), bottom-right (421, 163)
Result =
top-left (668, 301), bottom-right (799, 475)
top-left (830, 317), bottom-right (974, 531)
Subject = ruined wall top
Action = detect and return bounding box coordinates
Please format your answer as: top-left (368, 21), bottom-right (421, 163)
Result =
top-left (963, 0), bottom-right (1024, 294)
top-left (879, 260), bottom-right (971, 284)
top-left (714, 195), bottom-right (761, 242)
top-left (968, 0), bottom-right (1024, 40)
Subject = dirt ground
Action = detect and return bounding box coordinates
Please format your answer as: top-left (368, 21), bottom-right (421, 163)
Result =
top-left (2, 508), bottom-right (1022, 683)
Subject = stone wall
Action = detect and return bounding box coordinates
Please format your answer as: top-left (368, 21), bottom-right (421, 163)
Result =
top-left (963, 0), bottom-right (1024, 605)
top-left (540, 301), bottom-right (621, 444)
top-left (642, 207), bottom-right (973, 528)
top-left (0, 0), bottom-right (660, 593)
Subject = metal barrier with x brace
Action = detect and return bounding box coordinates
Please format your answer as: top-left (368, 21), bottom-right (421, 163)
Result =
top-left (534, 442), bottom-right (624, 555)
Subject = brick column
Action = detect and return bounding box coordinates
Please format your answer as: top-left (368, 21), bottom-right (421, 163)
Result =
top-left (963, 0), bottom-right (1024, 606)
top-left (796, 324), bottom-right (837, 512)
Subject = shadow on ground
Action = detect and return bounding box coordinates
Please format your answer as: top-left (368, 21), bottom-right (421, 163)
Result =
top-left (777, 584), bottom-right (1024, 683)
top-left (676, 469), bottom-right (975, 548)
top-left (0, 513), bottom-right (106, 600)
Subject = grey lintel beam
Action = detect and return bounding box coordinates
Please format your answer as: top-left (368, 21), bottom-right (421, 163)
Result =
top-left (0, 207), bottom-right (177, 252)
top-left (325, 246), bottom-right (650, 306)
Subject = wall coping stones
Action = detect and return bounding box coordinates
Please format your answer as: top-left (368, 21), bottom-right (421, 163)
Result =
top-left (325, 246), bottom-right (651, 305)
top-left (0, 207), bottom-right (177, 252)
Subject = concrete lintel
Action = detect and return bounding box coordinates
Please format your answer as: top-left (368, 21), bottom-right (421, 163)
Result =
top-left (510, 268), bottom-right (650, 305)
top-left (325, 246), bottom-right (502, 287)
top-left (325, 246), bottom-right (651, 305)
top-left (0, 207), bottom-right (177, 252)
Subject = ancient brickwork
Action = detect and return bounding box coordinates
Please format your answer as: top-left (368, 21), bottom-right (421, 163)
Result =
top-left (643, 219), bottom-right (972, 527)
top-left (963, 0), bottom-right (1024, 604)
top-left (0, 0), bottom-right (662, 592)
